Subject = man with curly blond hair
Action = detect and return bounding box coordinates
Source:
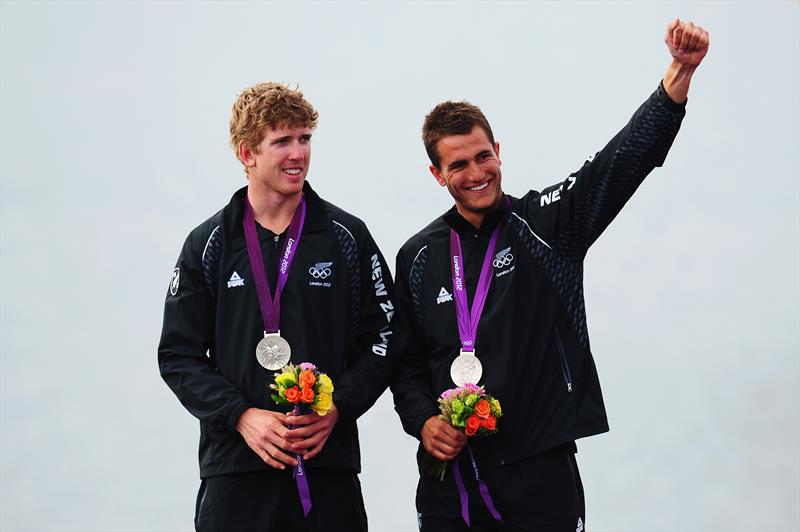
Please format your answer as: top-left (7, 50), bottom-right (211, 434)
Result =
top-left (159, 82), bottom-right (394, 531)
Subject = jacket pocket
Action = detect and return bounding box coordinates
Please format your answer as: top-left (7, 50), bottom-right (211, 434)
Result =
top-left (554, 327), bottom-right (573, 393)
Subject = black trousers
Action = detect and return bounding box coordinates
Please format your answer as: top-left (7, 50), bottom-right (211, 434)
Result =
top-left (194, 467), bottom-right (368, 532)
top-left (416, 444), bottom-right (585, 532)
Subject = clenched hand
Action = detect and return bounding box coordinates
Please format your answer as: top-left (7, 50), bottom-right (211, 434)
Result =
top-left (421, 416), bottom-right (467, 461)
top-left (235, 407), bottom-right (297, 470)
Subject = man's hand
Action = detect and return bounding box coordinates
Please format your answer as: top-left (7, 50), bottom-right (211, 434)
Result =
top-left (665, 18), bottom-right (710, 68)
top-left (662, 18), bottom-right (710, 103)
top-left (235, 407), bottom-right (297, 470)
top-left (421, 416), bottom-right (467, 461)
top-left (285, 405), bottom-right (340, 460)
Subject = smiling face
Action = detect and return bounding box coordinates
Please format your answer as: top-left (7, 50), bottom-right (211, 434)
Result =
top-left (239, 125), bottom-right (312, 197)
top-left (430, 126), bottom-right (503, 228)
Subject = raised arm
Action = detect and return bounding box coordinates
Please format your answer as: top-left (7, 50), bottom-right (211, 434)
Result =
top-left (519, 19), bottom-right (710, 257)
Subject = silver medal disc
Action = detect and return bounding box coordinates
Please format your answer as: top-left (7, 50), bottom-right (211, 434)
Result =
top-left (256, 332), bottom-right (292, 370)
top-left (450, 351), bottom-right (483, 386)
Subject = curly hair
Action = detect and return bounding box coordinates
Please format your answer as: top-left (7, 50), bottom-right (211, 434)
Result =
top-left (229, 82), bottom-right (319, 166)
top-left (422, 101), bottom-right (495, 170)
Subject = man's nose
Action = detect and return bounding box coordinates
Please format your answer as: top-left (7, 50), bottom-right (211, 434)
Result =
top-left (465, 161), bottom-right (482, 180)
top-left (288, 141), bottom-right (305, 161)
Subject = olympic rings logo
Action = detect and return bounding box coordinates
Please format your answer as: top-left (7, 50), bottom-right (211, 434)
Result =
top-left (309, 267), bottom-right (332, 279)
top-left (492, 253), bottom-right (514, 268)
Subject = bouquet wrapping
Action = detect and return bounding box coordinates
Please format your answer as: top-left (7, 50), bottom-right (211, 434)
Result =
top-left (269, 362), bottom-right (334, 517)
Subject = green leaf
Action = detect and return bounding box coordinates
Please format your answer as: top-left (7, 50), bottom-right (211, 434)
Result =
top-left (271, 394), bottom-right (288, 405)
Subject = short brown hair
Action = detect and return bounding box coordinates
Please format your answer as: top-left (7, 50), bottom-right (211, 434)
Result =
top-left (229, 82), bottom-right (319, 164)
top-left (422, 101), bottom-right (495, 169)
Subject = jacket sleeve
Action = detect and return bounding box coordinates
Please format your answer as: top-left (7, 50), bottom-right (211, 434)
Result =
top-left (388, 246), bottom-right (439, 439)
top-left (158, 226), bottom-right (252, 433)
top-left (520, 82), bottom-right (687, 258)
top-left (331, 224), bottom-right (395, 423)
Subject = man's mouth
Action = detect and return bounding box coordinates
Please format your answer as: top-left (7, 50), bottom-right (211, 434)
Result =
top-left (283, 168), bottom-right (303, 176)
top-left (468, 182), bottom-right (489, 192)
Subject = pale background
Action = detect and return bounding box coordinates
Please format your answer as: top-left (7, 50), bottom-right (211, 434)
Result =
top-left (1, 1), bottom-right (798, 531)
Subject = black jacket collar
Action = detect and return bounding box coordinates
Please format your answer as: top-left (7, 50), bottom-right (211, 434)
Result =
top-left (223, 181), bottom-right (328, 244)
top-left (442, 193), bottom-right (508, 236)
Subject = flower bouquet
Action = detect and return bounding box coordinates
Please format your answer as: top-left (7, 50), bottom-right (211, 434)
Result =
top-left (428, 383), bottom-right (502, 481)
top-left (269, 362), bottom-right (334, 416)
top-left (269, 362), bottom-right (334, 517)
top-left (429, 383), bottom-right (504, 525)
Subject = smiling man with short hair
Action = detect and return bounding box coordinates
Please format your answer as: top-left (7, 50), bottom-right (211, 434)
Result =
top-left (391, 19), bottom-right (709, 531)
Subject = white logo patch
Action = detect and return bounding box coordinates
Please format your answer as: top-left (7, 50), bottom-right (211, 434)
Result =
top-left (309, 261), bottom-right (333, 279)
top-left (436, 286), bottom-right (453, 304)
top-left (493, 246), bottom-right (515, 277)
top-left (170, 268), bottom-right (180, 296)
top-left (227, 271), bottom-right (245, 288)
top-left (576, 517), bottom-right (584, 532)
top-left (493, 247), bottom-right (514, 268)
top-left (309, 261), bottom-right (333, 288)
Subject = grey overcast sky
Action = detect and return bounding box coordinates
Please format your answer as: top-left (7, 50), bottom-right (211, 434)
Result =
top-left (1, 1), bottom-right (798, 531)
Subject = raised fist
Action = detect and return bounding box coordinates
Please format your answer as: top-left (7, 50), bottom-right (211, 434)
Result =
top-left (665, 18), bottom-right (710, 68)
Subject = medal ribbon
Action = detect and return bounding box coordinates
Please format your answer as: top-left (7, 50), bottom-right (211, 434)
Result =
top-left (451, 446), bottom-right (504, 525)
top-left (242, 194), bottom-right (307, 333)
top-left (243, 194), bottom-right (312, 516)
top-left (291, 406), bottom-right (313, 517)
top-left (449, 199), bottom-right (509, 352)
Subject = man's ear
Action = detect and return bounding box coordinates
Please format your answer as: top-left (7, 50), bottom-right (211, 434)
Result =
top-left (430, 164), bottom-right (446, 187)
top-left (238, 141), bottom-right (256, 168)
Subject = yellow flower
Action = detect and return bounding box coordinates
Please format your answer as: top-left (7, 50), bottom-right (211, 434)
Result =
top-left (490, 398), bottom-right (502, 417)
top-left (317, 374), bottom-right (334, 394)
top-left (313, 391), bottom-right (333, 416)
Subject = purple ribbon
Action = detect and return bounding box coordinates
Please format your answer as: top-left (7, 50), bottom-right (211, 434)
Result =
top-left (449, 199), bottom-right (509, 353)
top-left (244, 196), bottom-right (312, 516)
top-left (242, 194), bottom-right (307, 333)
top-left (452, 453), bottom-right (471, 526)
top-left (451, 446), bottom-right (503, 526)
top-left (290, 406), bottom-right (312, 517)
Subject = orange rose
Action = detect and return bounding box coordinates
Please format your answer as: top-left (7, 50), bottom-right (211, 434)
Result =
top-left (474, 399), bottom-right (491, 419)
top-left (480, 415), bottom-right (496, 431)
top-left (465, 415), bottom-right (480, 436)
top-left (285, 386), bottom-right (300, 403)
top-left (300, 387), bottom-right (315, 404)
top-left (299, 370), bottom-right (317, 389)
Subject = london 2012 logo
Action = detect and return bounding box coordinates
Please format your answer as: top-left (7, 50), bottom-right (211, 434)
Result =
top-left (493, 246), bottom-right (515, 278)
top-left (308, 261), bottom-right (334, 288)
top-left (308, 262), bottom-right (333, 279)
top-left (493, 247), bottom-right (514, 268)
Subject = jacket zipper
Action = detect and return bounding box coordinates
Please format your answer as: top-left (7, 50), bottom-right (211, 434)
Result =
top-left (554, 327), bottom-right (573, 393)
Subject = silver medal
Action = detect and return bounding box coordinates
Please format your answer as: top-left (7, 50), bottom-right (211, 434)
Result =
top-left (450, 350), bottom-right (483, 386)
top-left (256, 331), bottom-right (291, 370)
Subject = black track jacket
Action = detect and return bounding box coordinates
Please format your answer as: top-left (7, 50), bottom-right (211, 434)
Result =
top-left (390, 84), bottom-right (686, 470)
top-left (159, 182), bottom-right (394, 478)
